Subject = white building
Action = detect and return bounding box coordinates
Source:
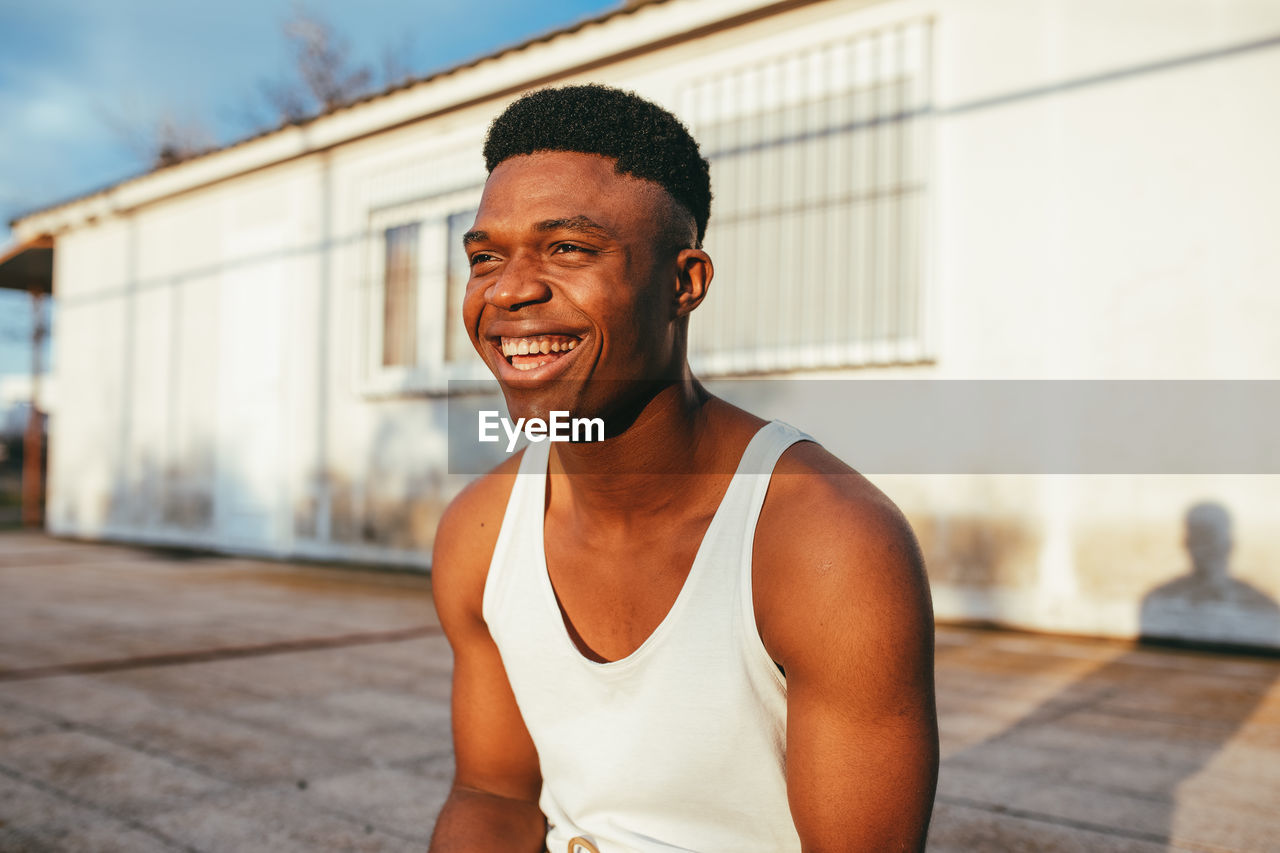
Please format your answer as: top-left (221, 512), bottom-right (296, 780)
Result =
top-left (7, 0), bottom-right (1280, 647)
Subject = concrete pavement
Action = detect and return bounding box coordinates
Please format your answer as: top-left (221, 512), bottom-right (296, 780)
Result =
top-left (1, 533), bottom-right (452, 851)
top-left (2, 532), bottom-right (1278, 851)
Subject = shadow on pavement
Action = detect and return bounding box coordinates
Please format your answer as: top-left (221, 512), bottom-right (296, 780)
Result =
top-left (933, 500), bottom-right (1279, 851)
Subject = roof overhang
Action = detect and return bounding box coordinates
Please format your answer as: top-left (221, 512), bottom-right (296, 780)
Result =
top-left (0, 236), bottom-right (53, 295)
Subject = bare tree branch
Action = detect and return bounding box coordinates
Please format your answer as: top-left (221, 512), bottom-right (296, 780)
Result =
top-left (259, 76), bottom-right (313, 125)
top-left (274, 3), bottom-right (375, 118)
top-left (94, 97), bottom-right (215, 170)
top-left (152, 113), bottom-right (216, 168)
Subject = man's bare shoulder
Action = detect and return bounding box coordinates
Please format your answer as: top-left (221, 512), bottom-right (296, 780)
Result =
top-left (754, 440), bottom-right (932, 669)
top-left (432, 452), bottom-right (524, 629)
top-left (760, 439), bottom-right (920, 570)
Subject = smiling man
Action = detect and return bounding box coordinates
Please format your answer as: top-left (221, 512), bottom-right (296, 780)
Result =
top-left (428, 85), bottom-right (938, 852)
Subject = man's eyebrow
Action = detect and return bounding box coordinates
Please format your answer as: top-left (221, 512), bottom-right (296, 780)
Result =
top-left (535, 216), bottom-right (615, 239)
top-left (461, 230), bottom-right (488, 247)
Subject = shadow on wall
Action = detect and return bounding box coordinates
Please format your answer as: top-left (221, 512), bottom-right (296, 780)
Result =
top-left (1140, 501), bottom-right (1280, 650)
top-left (914, 510), bottom-right (1042, 590)
top-left (66, 441), bottom-right (233, 545)
top-left (932, 500), bottom-right (1278, 851)
top-left (293, 405), bottom-right (469, 555)
top-left (45, 443), bottom-right (215, 538)
top-left (59, 411), bottom-right (460, 559)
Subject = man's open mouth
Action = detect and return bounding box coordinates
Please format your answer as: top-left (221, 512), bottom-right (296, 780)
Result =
top-left (499, 335), bottom-right (581, 371)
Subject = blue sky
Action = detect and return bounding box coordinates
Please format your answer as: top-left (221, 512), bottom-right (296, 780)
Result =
top-left (0, 0), bottom-right (620, 378)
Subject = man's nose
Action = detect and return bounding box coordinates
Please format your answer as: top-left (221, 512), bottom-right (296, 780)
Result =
top-left (486, 252), bottom-right (551, 311)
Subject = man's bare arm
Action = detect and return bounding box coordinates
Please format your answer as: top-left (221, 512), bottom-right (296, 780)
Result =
top-left (429, 461), bottom-right (546, 852)
top-left (756, 444), bottom-right (939, 852)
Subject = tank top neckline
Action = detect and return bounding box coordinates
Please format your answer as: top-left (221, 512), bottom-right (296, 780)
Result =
top-left (521, 420), bottom-right (786, 672)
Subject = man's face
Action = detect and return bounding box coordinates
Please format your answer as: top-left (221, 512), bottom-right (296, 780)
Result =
top-left (462, 151), bottom-right (692, 422)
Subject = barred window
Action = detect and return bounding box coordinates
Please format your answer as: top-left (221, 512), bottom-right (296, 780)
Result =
top-left (681, 20), bottom-right (934, 374)
top-left (381, 223), bottom-right (420, 367)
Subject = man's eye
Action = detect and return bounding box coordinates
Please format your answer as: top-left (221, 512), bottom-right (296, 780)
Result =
top-left (468, 252), bottom-right (496, 267)
top-left (552, 243), bottom-right (594, 255)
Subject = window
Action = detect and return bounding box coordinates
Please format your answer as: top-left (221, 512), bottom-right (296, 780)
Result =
top-left (680, 19), bottom-right (934, 374)
top-left (382, 223), bottom-right (420, 367)
top-left (364, 188), bottom-right (486, 393)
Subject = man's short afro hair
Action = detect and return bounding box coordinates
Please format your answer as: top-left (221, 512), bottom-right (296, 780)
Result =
top-left (483, 84), bottom-right (712, 246)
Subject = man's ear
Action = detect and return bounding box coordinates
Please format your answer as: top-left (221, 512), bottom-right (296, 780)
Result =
top-left (673, 248), bottom-right (713, 318)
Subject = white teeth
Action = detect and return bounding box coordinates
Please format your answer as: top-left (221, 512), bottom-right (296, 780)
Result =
top-left (499, 335), bottom-right (580, 359)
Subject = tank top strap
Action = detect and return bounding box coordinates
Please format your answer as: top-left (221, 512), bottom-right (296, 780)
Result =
top-left (735, 420), bottom-right (815, 478)
top-left (687, 420), bottom-right (815, 612)
top-left (727, 421), bottom-right (816, 539)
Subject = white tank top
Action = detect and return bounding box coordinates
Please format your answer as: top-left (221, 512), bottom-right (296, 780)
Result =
top-left (482, 420), bottom-right (811, 852)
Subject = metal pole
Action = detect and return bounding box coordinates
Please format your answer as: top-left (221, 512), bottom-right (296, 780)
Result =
top-left (21, 287), bottom-right (46, 528)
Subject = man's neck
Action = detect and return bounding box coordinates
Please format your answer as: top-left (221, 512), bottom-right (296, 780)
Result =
top-left (546, 375), bottom-right (730, 525)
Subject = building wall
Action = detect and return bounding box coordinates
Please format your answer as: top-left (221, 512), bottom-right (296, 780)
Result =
top-left (39, 0), bottom-right (1280, 645)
